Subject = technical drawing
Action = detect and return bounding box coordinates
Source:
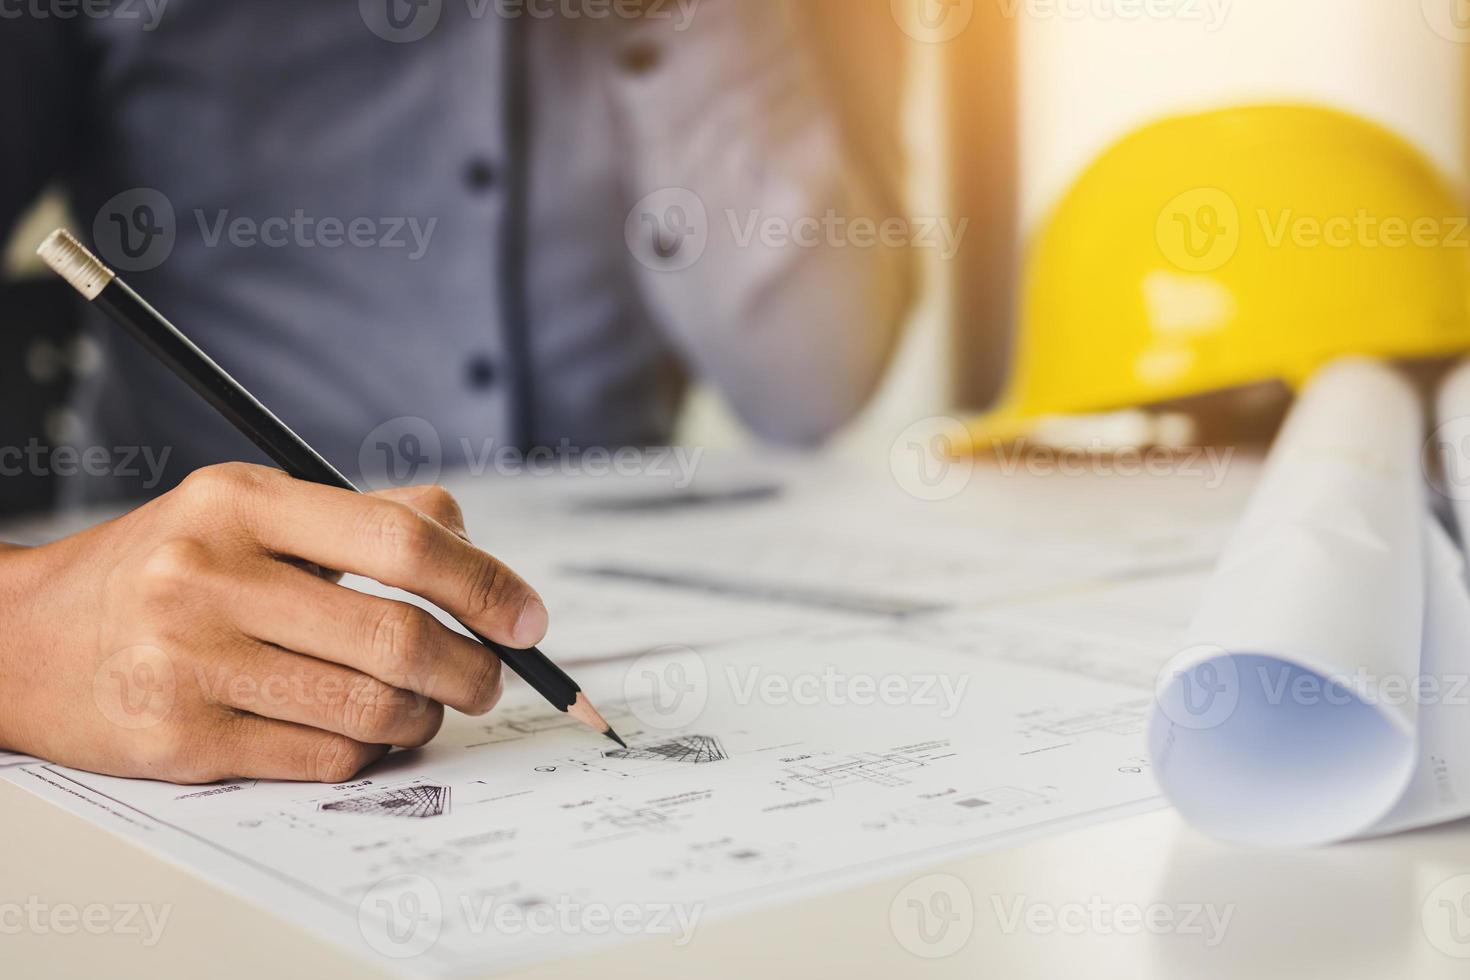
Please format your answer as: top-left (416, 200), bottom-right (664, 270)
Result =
top-left (1016, 699), bottom-right (1152, 744)
top-left (773, 751), bottom-right (927, 794)
top-left (319, 784), bottom-right (450, 819)
top-left (867, 787), bottom-right (1053, 831)
top-left (605, 735), bottom-right (727, 765)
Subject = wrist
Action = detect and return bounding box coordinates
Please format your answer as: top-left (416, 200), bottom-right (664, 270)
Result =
top-left (0, 542), bottom-right (62, 754)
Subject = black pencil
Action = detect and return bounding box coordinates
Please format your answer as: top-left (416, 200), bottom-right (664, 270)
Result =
top-left (38, 228), bottom-right (626, 748)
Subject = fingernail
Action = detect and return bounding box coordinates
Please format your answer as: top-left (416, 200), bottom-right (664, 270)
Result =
top-left (513, 595), bottom-right (549, 647)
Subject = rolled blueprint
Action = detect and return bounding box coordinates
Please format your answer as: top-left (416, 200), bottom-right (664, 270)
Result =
top-left (1149, 358), bottom-right (1470, 846)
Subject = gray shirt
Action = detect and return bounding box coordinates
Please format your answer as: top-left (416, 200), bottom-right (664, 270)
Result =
top-left (1, 0), bottom-right (910, 500)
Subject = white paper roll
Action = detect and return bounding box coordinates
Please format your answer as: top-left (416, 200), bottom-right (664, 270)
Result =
top-left (1149, 358), bottom-right (1470, 846)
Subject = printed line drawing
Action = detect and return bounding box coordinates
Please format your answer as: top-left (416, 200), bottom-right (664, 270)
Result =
top-left (605, 735), bottom-right (728, 765)
top-left (774, 751), bottom-right (927, 794)
top-left (319, 784), bottom-right (451, 819)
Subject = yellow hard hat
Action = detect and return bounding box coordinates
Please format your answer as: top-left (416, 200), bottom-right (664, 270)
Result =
top-left (969, 103), bottom-right (1470, 445)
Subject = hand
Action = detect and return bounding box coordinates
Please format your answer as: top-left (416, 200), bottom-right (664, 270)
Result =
top-left (0, 463), bottom-right (548, 784)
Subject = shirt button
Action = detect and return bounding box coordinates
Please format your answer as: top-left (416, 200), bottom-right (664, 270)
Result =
top-left (619, 43), bottom-right (661, 74)
top-left (465, 158), bottom-right (497, 193)
top-left (465, 355), bottom-right (497, 391)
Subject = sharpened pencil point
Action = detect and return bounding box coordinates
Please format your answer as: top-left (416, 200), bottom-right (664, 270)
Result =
top-left (567, 691), bottom-right (623, 745)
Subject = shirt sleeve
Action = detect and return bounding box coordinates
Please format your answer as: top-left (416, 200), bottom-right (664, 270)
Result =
top-left (0, 17), bottom-right (81, 254)
top-left (605, 0), bottom-right (915, 445)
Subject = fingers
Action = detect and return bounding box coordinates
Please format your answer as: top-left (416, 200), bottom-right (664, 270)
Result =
top-left (216, 714), bottom-right (390, 783)
top-left (195, 466), bottom-right (546, 649)
top-left (207, 640), bottom-right (445, 747)
top-left (231, 561), bottom-right (504, 715)
top-left (370, 484), bottom-right (469, 541)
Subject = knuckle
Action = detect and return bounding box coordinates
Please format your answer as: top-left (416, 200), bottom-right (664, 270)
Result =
top-left (463, 556), bottom-right (510, 624)
top-left (138, 538), bottom-right (211, 596)
top-left (309, 735), bottom-right (371, 783)
top-left (366, 604), bottom-right (433, 676)
top-left (417, 485), bottom-right (462, 523)
top-left (396, 700), bottom-right (445, 749)
top-left (366, 504), bottom-right (435, 571)
top-left (340, 677), bottom-right (405, 743)
top-left (463, 653), bottom-right (504, 715)
top-left (176, 462), bottom-right (265, 510)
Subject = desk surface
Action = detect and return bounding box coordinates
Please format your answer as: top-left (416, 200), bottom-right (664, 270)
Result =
top-left (5, 454), bottom-right (1468, 979)
top-left (7, 776), bottom-right (1470, 979)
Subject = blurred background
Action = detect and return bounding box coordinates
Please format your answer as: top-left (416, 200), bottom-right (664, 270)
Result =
top-left (4, 0), bottom-right (1470, 510)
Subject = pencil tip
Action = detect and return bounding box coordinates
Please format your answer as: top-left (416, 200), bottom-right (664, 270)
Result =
top-left (567, 691), bottom-right (625, 746)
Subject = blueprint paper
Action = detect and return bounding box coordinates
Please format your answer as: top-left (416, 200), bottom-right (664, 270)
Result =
top-left (0, 453), bottom-right (1247, 974)
top-left (1149, 358), bottom-right (1470, 846)
top-left (4, 632), bottom-right (1166, 977)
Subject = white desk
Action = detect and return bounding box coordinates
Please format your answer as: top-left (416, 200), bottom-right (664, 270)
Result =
top-left (5, 454), bottom-right (1467, 979)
